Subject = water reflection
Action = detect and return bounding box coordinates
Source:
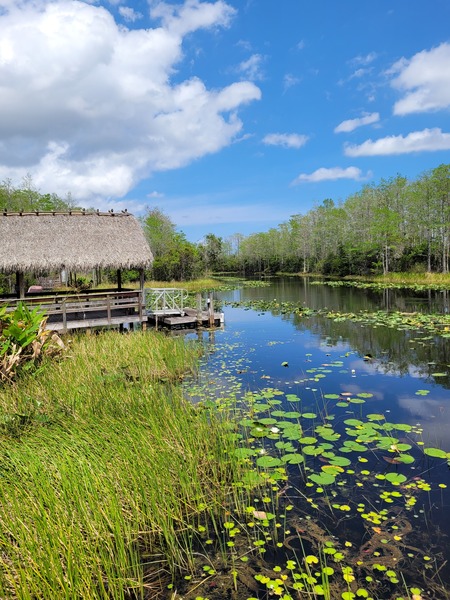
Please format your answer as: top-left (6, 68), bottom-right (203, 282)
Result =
top-left (184, 278), bottom-right (450, 595)
top-left (223, 276), bottom-right (450, 314)
top-left (190, 278), bottom-right (450, 450)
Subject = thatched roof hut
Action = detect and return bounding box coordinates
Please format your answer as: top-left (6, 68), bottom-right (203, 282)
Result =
top-left (0, 210), bottom-right (153, 296)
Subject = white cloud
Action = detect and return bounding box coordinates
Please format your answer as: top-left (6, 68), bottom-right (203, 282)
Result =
top-left (237, 53), bottom-right (264, 81)
top-left (292, 166), bottom-right (366, 184)
top-left (344, 128), bottom-right (450, 156)
top-left (350, 51), bottom-right (377, 66)
top-left (335, 112), bottom-right (380, 133)
top-left (390, 42), bottom-right (450, 114)
top-left (0, 0), bottom-right (260, 202)
top-left (263, 133), bottom-right (308, 149)
top-left (349, 67), bottom-right (371, 79)
top-left (150, 0), bottom-right (236, 36)
top-left (283, 73), bottom-right (301, 91)
top-left (118, 6), bottom-right (142, 22)
top-left (147, 191), bottom-right (165, 199)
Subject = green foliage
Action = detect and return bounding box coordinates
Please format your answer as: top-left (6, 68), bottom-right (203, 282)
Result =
top-left (142, 207), bottom-right (202, 280)
top-left (199, 233), bottom-right (224, 272)
top-left (0, 175), bottom-right (77, 212)
top-left (0, 303), bottom-right (64, 383)
top-left (0, 303), bottom-right (42, 349)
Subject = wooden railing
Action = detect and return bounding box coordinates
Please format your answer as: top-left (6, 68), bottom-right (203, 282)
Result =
top-left (0, 290), bottom-right (145, 332)
top-left (144, 288), bottom-right (188, 315)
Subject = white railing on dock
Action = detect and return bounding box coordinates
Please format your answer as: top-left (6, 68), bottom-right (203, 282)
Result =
top-left (144, 288), bottom-right (188, 315)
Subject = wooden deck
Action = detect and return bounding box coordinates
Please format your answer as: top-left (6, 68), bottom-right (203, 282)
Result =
top-left (0, 290), bottom-right (147, 333)
top-left (1, 288), bottom-right (224, 332)
top-left (144, 288), bottom-right (224, 329)
top-left (148, 307), bottom-right (223, 329)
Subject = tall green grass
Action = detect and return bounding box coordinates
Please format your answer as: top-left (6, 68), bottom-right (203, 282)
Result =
top-left (344, 271), bottom-right (450, 286)
top-left (0, 331), bottom-right (244, 599)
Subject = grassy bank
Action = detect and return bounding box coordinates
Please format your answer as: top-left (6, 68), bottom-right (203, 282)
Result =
top-left (0, 331), bottom-right (244, 599)
top-left (366, 271), bottom-right (450, 286)
top-left (288, 271), bottom-right (450, 288)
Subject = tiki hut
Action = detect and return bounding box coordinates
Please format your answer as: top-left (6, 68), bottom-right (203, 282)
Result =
top-left (0, 210), bottom-right (153, 297)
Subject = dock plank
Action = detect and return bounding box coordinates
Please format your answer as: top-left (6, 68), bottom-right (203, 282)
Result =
top-left (47, 315), bottom-right (147, 332)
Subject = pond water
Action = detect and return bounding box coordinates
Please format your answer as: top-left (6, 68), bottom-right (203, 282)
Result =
top-left (184, 278), bottom-right (450, 599)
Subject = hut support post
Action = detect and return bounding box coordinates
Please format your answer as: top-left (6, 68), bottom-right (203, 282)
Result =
top-left (16, 272), bottom-right (25, 299)
top-left (117, 270), bottom-right (122, 292)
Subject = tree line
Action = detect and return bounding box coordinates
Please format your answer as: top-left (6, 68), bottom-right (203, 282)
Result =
top-left (219, 163), bottom-right (450, 276)
top-left (2, 162), bottom-right (450, 284)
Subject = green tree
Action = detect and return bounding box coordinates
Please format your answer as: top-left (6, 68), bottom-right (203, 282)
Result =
top-left (142, 208), bottom-right (200, 281)
top-left (200, 234), bottom-right (224, 272)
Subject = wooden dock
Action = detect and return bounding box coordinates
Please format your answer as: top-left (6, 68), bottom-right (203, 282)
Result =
top-left (147, 307), bottom-right (223, 329)
top-left (1, 288), bottom-right (223, 333)
top-left (144, 289), bottom-right (224, 330)
top-left (0, 290), bottom-right (147, 334)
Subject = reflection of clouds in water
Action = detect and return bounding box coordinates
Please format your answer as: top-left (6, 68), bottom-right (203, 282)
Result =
top-left (398, 395), bottom-right (450, 449)
top-left (398, 396), bottom-right (443, 419)
top-left (350, 357), bottom-right (426, 379)
top-left (339, 383), bottom-right (384, 401)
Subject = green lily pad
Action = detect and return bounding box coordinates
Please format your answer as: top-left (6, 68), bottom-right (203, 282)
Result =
top-left (424, 447), bottom-right (448, 459)
top-left (281, 453), bottom-right (305, 465)
top-left (256, 455), bottom-right (283, 468)
top-left (309, 472), bottom-right (336, 486)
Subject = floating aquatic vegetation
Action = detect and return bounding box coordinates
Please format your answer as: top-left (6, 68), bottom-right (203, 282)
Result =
top-left (182, 345), bottom-right (450, 599)
top-left (310, 279), bottom-right (450, 293)
top-left (224, 296), bottom-right (450, 342)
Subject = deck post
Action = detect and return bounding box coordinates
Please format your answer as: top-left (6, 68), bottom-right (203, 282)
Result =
top-left (138, 291), bottom-right (143, 321)
top-left (208, 293), bottom-right (214, 327)
top-left (196, 293), bottom-right (202, 326)
top-left (107, 295), bottom-right (111, 323)
top-left (62, 299), bottom-right (67, 333)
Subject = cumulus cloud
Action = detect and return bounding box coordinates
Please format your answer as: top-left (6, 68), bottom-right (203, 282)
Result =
top-left (291, 166), bottom-right (366, 184)
top-left (344, 128), bottom-right (450, 156)
top-left (263, 133), bottom-right (308, 149)
top-left (335, 112), bottom-right (380, 133)
top-left (390, 42), bottom-right (450, 114)
top-left (0, 0), bottom-right (261, 203)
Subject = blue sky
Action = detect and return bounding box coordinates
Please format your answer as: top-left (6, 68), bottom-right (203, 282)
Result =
top-left (1, 1), bottom-right (450, 242)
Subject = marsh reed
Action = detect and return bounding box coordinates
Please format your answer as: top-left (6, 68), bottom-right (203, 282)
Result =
top-left (0, 331), bottom-right (243, 599)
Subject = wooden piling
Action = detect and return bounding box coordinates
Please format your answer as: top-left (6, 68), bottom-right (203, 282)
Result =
top-left (208, 293), bottom-right (214, 327)
top-left (196, 293), bottom-right (203, 327)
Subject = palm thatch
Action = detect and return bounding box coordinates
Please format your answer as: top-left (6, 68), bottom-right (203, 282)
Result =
top-left (0, 211), bottom-right (153, 274)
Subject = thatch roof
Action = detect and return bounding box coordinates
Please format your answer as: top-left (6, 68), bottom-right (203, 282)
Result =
top-left (0, 211), bottom-right (153, 273)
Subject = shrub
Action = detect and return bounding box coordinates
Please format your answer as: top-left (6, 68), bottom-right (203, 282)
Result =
top-left (0, 303), bottom-right (65, 383)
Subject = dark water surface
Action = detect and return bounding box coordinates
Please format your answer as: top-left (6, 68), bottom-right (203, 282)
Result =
top-left (184, 278), bottom-right (450, 597)
top-left (191, 278), bottom-right (450, 447)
